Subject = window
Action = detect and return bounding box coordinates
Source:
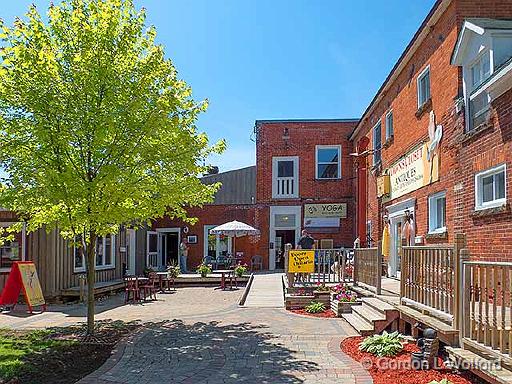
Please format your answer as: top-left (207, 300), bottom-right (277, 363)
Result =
top-left (385, 111), bottom-right (394, 141)
top-left (373, 122), bottom-right (382, 165)
top-left (417, 66), bottom-right (431, 107)
top-left (475, 164), bottom-right (506, 210)
top-left (274, 214), bottom-right (296, 228)
top-left (428, 191), bottom-right (446, 233)
top-left (0, 233), bottom-right (22, 270)
top-left (315, 145), bottom-right (341, 179)
top-left (493, 35), bottom-right (512, 70)
top-left (470, 53), bottom-right (491, 90)
top-left (96, 235), bottom-right (116, 268)
top-left (272, 156), bottom-right (299, 198)
top-left (204, 225), bottom-right (231, 259)
top-left (73, 236), bottom-right (85, 272)
top-left (469, 91), bottom-right (491, 130)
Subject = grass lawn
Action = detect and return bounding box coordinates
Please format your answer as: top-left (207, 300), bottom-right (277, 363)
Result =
top-left (0, 320), bottom-right (139, 384)
top-left (0, 329), bottom-right (75, 382)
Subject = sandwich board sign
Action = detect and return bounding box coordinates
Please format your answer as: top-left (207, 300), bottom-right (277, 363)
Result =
top-left (0, 261), bottom-right (46, 313)
top-left (288, 250), bottom-right (315, 273)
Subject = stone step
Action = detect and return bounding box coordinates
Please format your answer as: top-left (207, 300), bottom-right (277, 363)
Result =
top-left (446, 347), bottom-right (512, 384)
top-left (342, 312), bottom-right (374, 336)
top-left (352, 303), bottom-right (387, 323)
top-left (361, 297), bottom-right (396, 314)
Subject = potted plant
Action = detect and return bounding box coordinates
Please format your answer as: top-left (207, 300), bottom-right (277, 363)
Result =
top-left (234, 263), bottom-right (247, 277)
top-left (166, 264), bottom-right (180, 279)
top-left (143, 266), bottom-right (154, 277)
top-left (330, 283), bottom-right (360, 316)
top-left (313, 282), bottom-right (331, 305)
top-left (196, 263), bottom-right (212, 278)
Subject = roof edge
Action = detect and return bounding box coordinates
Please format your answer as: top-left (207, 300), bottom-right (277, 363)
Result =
top-left (255, 118), bottom-right (359, 125)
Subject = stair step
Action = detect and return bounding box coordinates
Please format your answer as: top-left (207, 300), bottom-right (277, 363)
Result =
top-left (342, 313), bottom-right (374, 335)
top-left (361, 297), bottom-right (396, 314)
top-left (353, 304), bottom-right (387, 322)
top-left (446, 347), bottom-right (512, 384)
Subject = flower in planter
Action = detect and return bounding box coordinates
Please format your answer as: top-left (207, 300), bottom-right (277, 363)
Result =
top-left (336, 291), bottom-right (357, 303)
top-left (196, 263), bottom-right (212, 278)
top-left (315, 282), bottom-right (330, 292)
top-left (234, 263), bottom-right (248, 277)
top-left (331, 283), bottom-right (351, 295)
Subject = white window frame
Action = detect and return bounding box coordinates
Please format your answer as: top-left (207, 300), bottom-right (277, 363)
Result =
top-left (204, 225), bottom-right (232, 259)
top-left (73, 237), bottom-right (86, 273)
top-left (96, 235), bottom-right (116, 270)
top-left (475, 164), bottom-right (507, 211)
top-left (428, 191), bottom-right (447, 234)
top-left (315, 145), bottom-right (341, 180)
top-left (272, 156), bottom-right (299, 199)
top-left (469, 50), bottom-right (491, 91)
top-left (385, 110), bottom-right (394, 141)
top-left (417, 65), bottom-right (431, 108)
top-left (0, 222), bottom-right (26, 273)
top-left (373, 122), bottom-right (382, 165)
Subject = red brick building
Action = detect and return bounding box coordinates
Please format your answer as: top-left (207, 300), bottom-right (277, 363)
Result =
top-left (350, 0), bottom-right (512, 277)
top-left (153, 119), bottom-right (358, 271)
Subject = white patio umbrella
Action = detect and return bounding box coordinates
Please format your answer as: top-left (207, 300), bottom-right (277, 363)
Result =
top-left (209, 220), bottom-right (260, 263)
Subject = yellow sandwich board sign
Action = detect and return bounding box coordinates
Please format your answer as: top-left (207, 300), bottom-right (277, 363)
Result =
top-left (288, 250), bottom-right (315, 273)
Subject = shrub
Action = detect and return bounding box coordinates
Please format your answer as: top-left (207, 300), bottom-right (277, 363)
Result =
top-left (359, 331), bottom-right (404, 357)
top-left (304, 301), bottom-right (326, 313)
top-left (166, 264), bottom-right (180, 279)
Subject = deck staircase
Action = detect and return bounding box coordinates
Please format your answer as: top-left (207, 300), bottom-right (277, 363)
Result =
top-left (342, 297), bottom-right (399, 336)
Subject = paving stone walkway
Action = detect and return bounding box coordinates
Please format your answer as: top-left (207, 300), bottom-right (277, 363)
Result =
top-left (76, 276), bottom-right (371, 384)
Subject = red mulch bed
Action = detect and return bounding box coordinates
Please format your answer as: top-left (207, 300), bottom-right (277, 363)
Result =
top-left (288, 309), bottom-right (337, 318)
top-left (341, 336), bottom-right (484, 384)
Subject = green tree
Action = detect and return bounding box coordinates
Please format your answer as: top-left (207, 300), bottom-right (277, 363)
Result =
top-left (0, 0), bottom-right (224, 333)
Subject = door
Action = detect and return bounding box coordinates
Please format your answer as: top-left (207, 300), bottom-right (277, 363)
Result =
top-left (389, 219), bottom-right (403, 278)
top-left (126, 229), bottom-right (136, 275)
top-left (166, 232), bottom-right (179, 266)
top-left (275, 230), bottom-right (295, 270)
top-left (269, 206), bottom-right (301, 270)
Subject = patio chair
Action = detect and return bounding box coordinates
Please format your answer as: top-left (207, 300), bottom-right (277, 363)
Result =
top-left (216, 255), bottom-right (228, 269)
top-left (251, 255), bottom-right (263, 271)
top-left (124, 278), bottom-right (140, 303)
top-left (140, 272), bottom-right (158, 301)
top-left (203, 255), bottom-right (218, 269)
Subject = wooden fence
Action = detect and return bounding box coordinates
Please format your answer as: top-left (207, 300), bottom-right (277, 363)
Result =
top-left (462, 256), bottom-right (512, 358)
top-left (353, 247), bottom-right (381, 294)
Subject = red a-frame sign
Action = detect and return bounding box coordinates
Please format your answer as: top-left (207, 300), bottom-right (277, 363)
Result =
top-left (0, 261), bottom-right (46, 313)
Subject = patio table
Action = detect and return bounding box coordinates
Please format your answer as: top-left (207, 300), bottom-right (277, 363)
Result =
top-left (214, 269), bottom-right (237, 290)
top-left (124, 276), bottom-right (148, 303)
top-left (156, 271), bottom-right (175, 292)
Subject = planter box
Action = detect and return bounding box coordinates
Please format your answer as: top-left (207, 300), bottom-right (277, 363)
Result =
top-left (313, 290), bottom-right (331, 306)
top-left (285, 294), bottom-right (315, 310)
top-left (330, 299), bottom-right (361, 317)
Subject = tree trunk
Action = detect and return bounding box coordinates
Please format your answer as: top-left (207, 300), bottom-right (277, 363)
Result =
top-left (86, 232), bottom-right (97, 335)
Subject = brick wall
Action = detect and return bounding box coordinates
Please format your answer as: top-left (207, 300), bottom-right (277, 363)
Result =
top-left (353, 0), bottom-right (512, 261)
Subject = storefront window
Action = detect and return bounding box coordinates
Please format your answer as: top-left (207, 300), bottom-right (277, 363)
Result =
top-left (0, 236), bottom-right (21, 269)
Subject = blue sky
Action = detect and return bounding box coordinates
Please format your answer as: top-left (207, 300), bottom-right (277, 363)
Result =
top-left (3, 0), bottom-right (436, 171)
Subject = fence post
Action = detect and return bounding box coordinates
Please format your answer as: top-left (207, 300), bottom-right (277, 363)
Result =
top-left (460, 248), bottom-right (470, 347)
top-left (353, 249), bottom-right (358, 286)
top-left (284, 243), bottom-right (294, 288)
top-left (453, 233), bottom-right (466, 332)
top-left (376, 240), bottom-right (382, 295)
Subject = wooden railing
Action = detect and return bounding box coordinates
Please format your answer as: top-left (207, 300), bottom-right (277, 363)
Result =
top-left (353, 247), bottom-right (381, 294)
top-left (462, 256), bottom-right (512, 358)
top-left (401, 245), bottom-right (456, 322)
top-left (305, 249), bottom-right (352, 284)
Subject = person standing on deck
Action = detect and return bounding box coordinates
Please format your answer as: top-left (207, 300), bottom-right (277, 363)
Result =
top-left (179, 238), bottom-right (189, 273)
top-left (298, 230), bottom-right (314, 250)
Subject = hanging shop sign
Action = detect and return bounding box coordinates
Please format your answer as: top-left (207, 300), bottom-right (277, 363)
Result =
top-left (288, 250), bottom-right (315, 273)
top-left (304, 203), bottom-right (347, 218)
top-left (304, 217), bottom-right (340, 228)
top-left (0, 261), bottom-right (46, 313)
top-left (387, 142), bottom-right (439, 200)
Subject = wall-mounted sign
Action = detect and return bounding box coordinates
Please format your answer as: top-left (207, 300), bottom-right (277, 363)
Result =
top-left (304, 203), bottom-right (347, 218)
top-left (288, 250), bottom-right (315, 273)
top-left (377, 174), bottom-right (391, 197)
top-left (304, 217), bottom-right (340, 228)
top-left (387, 142), bottom-right (439, 200)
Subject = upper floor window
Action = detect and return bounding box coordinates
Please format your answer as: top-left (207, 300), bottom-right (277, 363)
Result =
top-left (470, 53), bottom-right (491, 90)
top-left (475, 164), bottom-right (506, 210)
top-left (315, 145), bottom-right (341, 179)
top-left (272, 156), bottom-right (299, 198)
top-left (385, 111), bottom-right (394, 141)
top-left (428, 191), bottom-right (446, 233)
top-left (417, 66), bottom-right (431, 108)
top-left (494, 35), bottom-right (512, 70)
top-left (373, 122), bottom-right (382, 165)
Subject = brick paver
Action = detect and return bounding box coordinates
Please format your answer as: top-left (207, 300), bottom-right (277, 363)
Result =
top-left (0, 279), bottom-right (372, 383)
